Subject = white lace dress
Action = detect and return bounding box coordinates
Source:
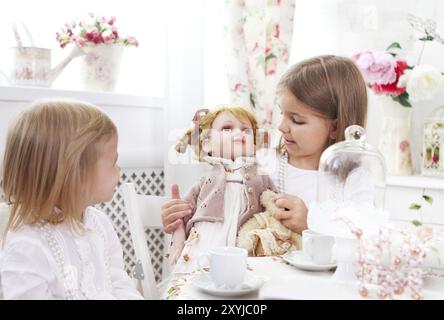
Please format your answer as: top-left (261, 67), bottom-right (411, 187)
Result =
top-left (173, 156), bottom-right (251, 274)
top-left (0, 207), bottom-right (143, 300)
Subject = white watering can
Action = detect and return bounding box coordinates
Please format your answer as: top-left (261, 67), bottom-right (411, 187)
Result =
top-left (0, 22), bottom-right (84, 87)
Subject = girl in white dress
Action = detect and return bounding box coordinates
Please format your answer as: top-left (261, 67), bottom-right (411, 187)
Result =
top-left (162, 54), bottom-right (369, 236)
top-left (169, 106), bottom-right (275, 273)
top-left (0, 100), bottom-right (143, 300)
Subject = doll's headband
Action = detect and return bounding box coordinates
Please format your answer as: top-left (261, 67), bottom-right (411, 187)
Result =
top-left (192, 108), bottom-right (209, 123)
top-left (190, 108), bottom-right (210, 148)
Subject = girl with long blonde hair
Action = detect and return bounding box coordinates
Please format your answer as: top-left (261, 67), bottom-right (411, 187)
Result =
top-left (0, 99), bottom-right (142, 300)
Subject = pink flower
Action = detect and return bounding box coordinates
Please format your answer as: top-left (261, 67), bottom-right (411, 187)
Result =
top-left (373, 60), bottom-right (408, 96)
top-left (400, 140), bottom-right (410, 152)
top-left (72, 36), bottom-right (85, 47)
top-left (108, 16), bottom-right (116, 25)
top-left (103, 36), bottom-right (114, 43)
top-left (266, 57), bottom-right (277, 75)
top-left (111, 26), bottom-right (119, 38)
top-left (125, 36), bottom-right (138, 47)
top-left (352, 51), bottom-right (397, 85)
top-left (273, 24), bottom-right (280, 38)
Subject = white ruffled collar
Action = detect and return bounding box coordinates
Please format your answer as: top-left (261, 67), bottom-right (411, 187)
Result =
top-left (203, 155), bottom-right (255, 171)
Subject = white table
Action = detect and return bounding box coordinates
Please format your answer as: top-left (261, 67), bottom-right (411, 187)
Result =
top-left (162, 256), bottom-right (444, 300)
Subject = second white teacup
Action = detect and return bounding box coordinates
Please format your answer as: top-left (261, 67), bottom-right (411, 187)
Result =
top-left (198, 246), bottom-right (247, 288)
top-left (302, 230), bottom-right (335, 265)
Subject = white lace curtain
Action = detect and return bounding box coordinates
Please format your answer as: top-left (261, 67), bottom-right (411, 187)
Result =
top-left (225, 0), bottom-right (295, 129)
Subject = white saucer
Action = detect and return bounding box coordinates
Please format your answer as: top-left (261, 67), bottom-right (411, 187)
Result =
top-left (282, 251), bottom-right (337, 272)
top-left (191, 272), bottom-right (265, 297)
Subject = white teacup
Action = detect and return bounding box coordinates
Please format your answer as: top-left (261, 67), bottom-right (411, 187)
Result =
top-left (198, 246), bottom-right (247, 288)
top-left (302, 230), bottom-right (335, 265)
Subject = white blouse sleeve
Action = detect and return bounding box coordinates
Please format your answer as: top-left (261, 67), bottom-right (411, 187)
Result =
top-left (99, 214), bottom-right (144, 300)
top-left (0, 239), bottom-right (55, 300)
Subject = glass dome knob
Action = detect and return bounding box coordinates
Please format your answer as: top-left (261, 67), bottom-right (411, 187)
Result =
top-left (345, 125), bottom-right (366, 142)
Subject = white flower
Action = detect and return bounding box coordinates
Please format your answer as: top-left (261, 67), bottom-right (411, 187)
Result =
top-left (398, 64), bottom-right (444, 102)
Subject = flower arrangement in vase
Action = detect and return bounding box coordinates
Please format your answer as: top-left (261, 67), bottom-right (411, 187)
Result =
top-left (56, 13), bottom-right (139, 92)
top-left (352, 14), bottom-right (444, 176)
top-left (56, 13), bottom-right (138, 48)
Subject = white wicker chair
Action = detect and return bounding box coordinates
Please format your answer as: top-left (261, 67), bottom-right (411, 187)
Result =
top-left (122, 183), bottom-right (168, 299)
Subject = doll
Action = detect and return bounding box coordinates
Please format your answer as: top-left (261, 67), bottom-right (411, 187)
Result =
top-left (168, 106), bottom-right (276, 273)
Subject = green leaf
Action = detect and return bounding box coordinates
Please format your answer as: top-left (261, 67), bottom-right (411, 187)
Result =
top-left (411, 219), bottom-right (423, 227)
top-left (265, 53), bottom-right (277, 62)
top-left (419, 36), bottom-right (434, 41)
top-left (386, 42), bottom-right (402, 51)
top-left (431, 247), bottom-right (439, 253)
top-left (392, 93), bottom-right (412, 107)
top-left (409, 203), bottom-right (421, 210)
top-left (423, 195), bottom-right (433, 204)
top-left (249, 93), bottom-right (256, 108)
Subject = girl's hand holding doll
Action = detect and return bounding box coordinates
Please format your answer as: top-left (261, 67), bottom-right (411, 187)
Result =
top-left (273, 193), bottom-right (308, 233)
top-left (162, 184), bottom-right (193, 234)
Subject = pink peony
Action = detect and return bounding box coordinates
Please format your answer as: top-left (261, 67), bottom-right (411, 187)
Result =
top-left (352, 51), bottom-right (397, 86)
top-left (373, 60), bottom-right (408, 96)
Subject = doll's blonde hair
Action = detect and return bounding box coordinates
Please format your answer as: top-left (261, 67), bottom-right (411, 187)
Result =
top-left (175, 106), bottom-right (259, 160)
top-left (2, 99), bottom-right (117, 233)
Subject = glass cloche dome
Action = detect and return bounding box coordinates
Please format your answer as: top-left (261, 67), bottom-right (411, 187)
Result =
top-left (308, 125), bottom-right (390, 283)
top-left (308, 125), bottom-right (389, 239)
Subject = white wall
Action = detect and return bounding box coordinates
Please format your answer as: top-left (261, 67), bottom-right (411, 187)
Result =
top-left (0, 87), bottom-right (164, 170)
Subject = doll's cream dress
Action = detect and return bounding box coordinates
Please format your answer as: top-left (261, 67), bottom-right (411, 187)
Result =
top-left (173, 156), bottom-right (253, 274)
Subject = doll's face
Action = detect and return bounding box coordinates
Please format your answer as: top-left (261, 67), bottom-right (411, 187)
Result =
top-left (203, 112), bottom-right (255, 160)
